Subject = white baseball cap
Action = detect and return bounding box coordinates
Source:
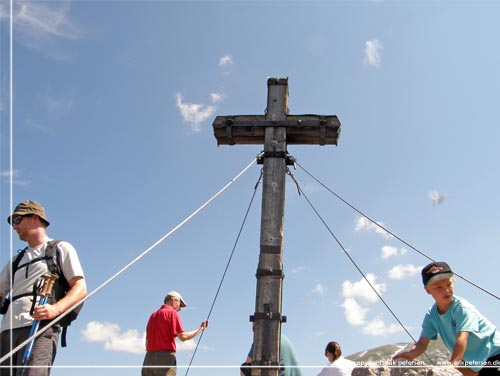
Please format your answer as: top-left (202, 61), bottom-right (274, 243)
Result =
top-left (166, 291), bottom-right (187, 307)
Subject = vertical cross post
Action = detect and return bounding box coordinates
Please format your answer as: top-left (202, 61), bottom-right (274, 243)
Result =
top-left (252, 78), bottom-right (288, 376)
top-left (213, 77), bottom-right (341, 376)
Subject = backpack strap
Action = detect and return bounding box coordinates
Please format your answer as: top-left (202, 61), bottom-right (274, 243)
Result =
top-left (11, 247), bottom-right (27, 283)
top-left (8, 248), bottom-right (36, 303)
top-left (12, 240), bottom-right (77, 348)
top-left (44, 240), bottom-right (62, 276)
top-left (44, 240), bottom-right (71, 347)
top-left (12, 246), bottom-right (54, 282)
top-left (61, 327), bottom-right (69, 347)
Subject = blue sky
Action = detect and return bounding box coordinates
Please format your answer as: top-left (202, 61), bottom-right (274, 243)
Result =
top-left (1, 1), bottom-right (499, 375)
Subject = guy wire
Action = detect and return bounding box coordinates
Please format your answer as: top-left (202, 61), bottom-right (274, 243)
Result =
top-left (286, 169), bottom-right (435, 366)
top-left (295, 161), bottom-right (499, 301)
top-left (0, 158), bottom-right (257, 365)
top-left (184, 169), bottom-right (263, 376)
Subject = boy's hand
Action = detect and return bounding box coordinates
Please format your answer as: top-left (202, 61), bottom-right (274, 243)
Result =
top-left (392, 352), bottom-right (414, 360)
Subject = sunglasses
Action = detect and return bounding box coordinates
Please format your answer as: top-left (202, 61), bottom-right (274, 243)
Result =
top-left (11, 215), bottom-right (31, 226)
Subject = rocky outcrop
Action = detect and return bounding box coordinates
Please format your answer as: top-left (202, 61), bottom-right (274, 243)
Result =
top-left (348, 341), bottom-right (461, 376)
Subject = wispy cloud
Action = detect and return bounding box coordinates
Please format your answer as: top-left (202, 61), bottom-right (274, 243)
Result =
top-left (380, 245), bottom-right (407, 259)
top-left (355, 216), bottom-right (393, 239)
top-left (218, 54), bottom-right (233, 67)
top-left (313, 331), bottom-right (326, 339)
top-left (218, 54), bottom-right (234, 77)
top-left (300, 182), bottom-right (321, 195)
top-left (175, 56), bottom-right (229, 130)
top-left (364, 38), bottom-right (382, 68)
top-left (0, 170), bottom-right (14, 178)
top-left (81, 321), bottom-right (197, 354)
top-left (38, 89), bottom-right (74, 117)
top-left (311, 283), bottom-right (327, 296)
top-left (428, 190), bottom-right (446, 205)
top-left (1, 71), bottom-right (9, 116)
top-left (26, 118), bottom-right (55, 135)
top-left (210, 92), bottom-right (224, 104)
top-left (175, 93), bottom-right (218, 132)
top-left (290, 265), bottom-right (307, 274)
top-left (0, 1), bottom-right (82, 59)
top-left (0, 169), bottom-right (32, 186)
top-left (387, 264), bottom-right (421, 280)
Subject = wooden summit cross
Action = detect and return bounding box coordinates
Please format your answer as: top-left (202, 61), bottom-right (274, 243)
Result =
top-left (213, 78), bottom-right (341, 376)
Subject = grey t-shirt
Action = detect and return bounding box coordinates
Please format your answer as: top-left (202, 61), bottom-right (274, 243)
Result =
top-left (0, 239), bottom-right (84, 331)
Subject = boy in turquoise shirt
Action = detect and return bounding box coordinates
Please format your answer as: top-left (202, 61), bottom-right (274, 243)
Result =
top-left (393, 261), bottom-right (500, 376)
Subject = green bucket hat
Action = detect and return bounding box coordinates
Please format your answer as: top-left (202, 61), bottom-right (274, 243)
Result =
top-left (7, 200), bottom-right (50, 226)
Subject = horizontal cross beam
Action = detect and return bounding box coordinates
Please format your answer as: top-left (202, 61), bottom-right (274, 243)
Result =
top-left (213, 114), bottom-right (341, 146)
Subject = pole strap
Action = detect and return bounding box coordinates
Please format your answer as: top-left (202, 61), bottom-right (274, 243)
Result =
top-left (260, 244), bottom-right (281, 254)
top-left (255, 268), bottom-right (284, 278)
top-left (249, 312), bottom-right (287, 322)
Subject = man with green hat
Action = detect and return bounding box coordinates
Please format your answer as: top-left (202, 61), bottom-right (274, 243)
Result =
top-left (0, 200), bottom-right (87, 375)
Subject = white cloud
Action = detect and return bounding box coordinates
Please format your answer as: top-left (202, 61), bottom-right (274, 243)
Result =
top-left (355, 217), bottom-right (393, 239)
top-left (388, 264), bottom-right (421, 280)
top-left (218, 54), bottom-right (233, 67)
top-left (341, 273), bottom-right (386, 303)
top-left (218, 54), bottom-right (234, 77)
top-left (0, 169), bottom-right (32, 186)
top-left (313, 331), bottom-right (326, 339)
top-left (0, 170), bottom-right (15, 178)
top-left (364, 38), bottom-right (382, 68)
top-left (380, 245), bottom-right (407, 259)
top-left (300, 182), bottom-right (321, 194)
top-left (340, 274), bottom-right (405, 335)
top-left (210, 92), bottom-right (224, 104)
top-left (311, 283), bottom-right (327, 296)
top-left (341, 298), bottom-right (368, 326)
top-left (1, 1), bottom-right (82, 58)
top-left (177, 339), bottom-right (197, 351)
top-left (361, 317), bottom-right (403, 336)
top-left (26, 118), bottom-right (55, 135)
top-left (81, 321), bottom-right (198, 354)
top-left (428, 190), bottom-right (446, 205)
top-left (81, 321), bottom-right (145, 355)
top-left (175, 93), bottom-right (217, 132)
top-left (380, 246), bottom-right (397, 259)
top-left (290, 266), bottom-right (307, 274)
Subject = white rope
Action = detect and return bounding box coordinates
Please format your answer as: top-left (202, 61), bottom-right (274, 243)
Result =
top-left (0, 157), bottom-right (257, 364)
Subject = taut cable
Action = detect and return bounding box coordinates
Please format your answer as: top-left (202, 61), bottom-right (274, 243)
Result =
top-left (0, 158), bottom-right (257, 365)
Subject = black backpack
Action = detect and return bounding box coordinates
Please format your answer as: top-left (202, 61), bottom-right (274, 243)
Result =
top-left (10, 240), bottom-right (84, 347)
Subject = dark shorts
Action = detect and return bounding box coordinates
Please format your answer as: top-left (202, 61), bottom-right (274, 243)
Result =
top-left (479, 353), bottom-right (500, 376)
top-left (142, 350), bottom-right (177, 376)
top-left (0, 325), bottom-right (60, 376)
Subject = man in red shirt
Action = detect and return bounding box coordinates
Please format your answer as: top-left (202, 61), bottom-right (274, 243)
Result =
top-left (142, 291), bottom-right (208, 376)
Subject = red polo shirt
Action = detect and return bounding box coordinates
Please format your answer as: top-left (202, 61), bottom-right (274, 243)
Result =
top-left (145, 304), bottom-right (184, 352)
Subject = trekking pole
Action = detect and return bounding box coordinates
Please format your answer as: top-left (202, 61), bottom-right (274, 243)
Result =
top-left (22, 274), bottom-right (59, 364)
